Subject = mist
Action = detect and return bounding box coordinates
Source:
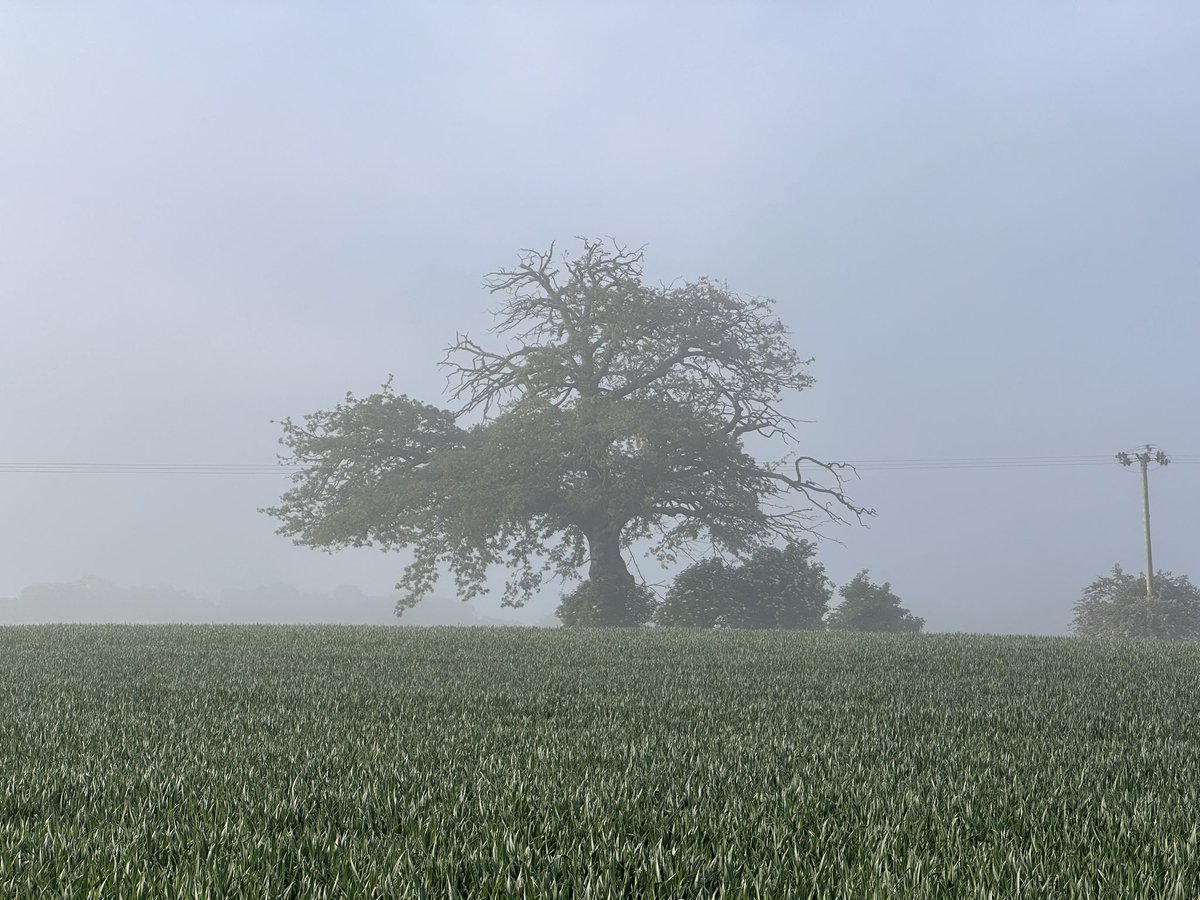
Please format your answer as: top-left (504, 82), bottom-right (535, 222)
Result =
top-left (2, 3), bottom-right (1198, 632)
top-left (0, 578), bottom-right (553, 627)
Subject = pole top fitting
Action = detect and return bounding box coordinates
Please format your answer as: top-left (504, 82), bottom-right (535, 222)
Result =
top-left (1116, 445), bottom-right (1170, 467)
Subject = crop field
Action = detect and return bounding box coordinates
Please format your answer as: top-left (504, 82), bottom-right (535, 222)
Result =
top-left (1, 627), bottom-right (1199, 898)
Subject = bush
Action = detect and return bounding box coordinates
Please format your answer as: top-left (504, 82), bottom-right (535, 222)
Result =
top-left (556, 579), bottom-right (658, 627)
top-left (826, 571), bottom-right (924, 633)
top-left (655, 542), bottom-right (832, 629)
top-left (1072, 566), bottom-right (1200, 639)
top-left (653, 558), bottom-right (736, 627)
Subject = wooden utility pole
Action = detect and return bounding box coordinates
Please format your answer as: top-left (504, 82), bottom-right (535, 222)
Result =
top-left (1116, 445), bottom-right (1170, 599)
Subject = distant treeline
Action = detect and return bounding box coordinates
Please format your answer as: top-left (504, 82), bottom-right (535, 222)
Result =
top-left (0, 578), bottom-right (531, 626)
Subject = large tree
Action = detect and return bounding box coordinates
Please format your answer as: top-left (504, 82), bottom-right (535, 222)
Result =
top-left (265, 240), bottom-right (868, 623)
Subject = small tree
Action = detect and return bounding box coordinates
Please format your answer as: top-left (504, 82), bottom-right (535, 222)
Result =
top-left (654, 541), bottom-right (832, 629)
top-left (826, 571), bottom-right (924, 633)
top-left (1072, 565), bottom-right (1200, 640)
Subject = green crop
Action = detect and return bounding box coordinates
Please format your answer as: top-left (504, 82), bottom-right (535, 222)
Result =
top-left (1, 626), bottom-right (1198, 898)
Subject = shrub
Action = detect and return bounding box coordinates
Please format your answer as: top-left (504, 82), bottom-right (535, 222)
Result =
top-left (656, 542), bottom-right (832, 629)
top-left (1072, 565), bottom-right (1200, 639)
top-left (826, 570), bottom-right (924, 633)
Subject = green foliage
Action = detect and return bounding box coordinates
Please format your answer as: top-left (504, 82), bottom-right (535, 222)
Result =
top-left (653, 557), bottom-right (732, 627)
top-left (3, 626), bottom-right (1200, 897)
top-left (265, 240), bottom-right (868, 619)
top-left (826, 570), bottom-right (925, 633)
top-left (1072, 565), bottom-right (1200, 639)
top-left (655, 541), bottom-right (832, 629)
top-left (555, 579), bottom-right (658, 627)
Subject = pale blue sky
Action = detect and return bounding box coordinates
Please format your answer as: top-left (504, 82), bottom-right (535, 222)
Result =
top-left (2, 2), bottom-right (1198, 630)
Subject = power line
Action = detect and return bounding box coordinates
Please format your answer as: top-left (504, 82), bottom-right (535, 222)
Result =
top-left (0, 463), bottom-right (292, 475)
top-left (819, 455), bottom-right (1200, 472)
top-left (843, 456), bottom-right (1112, 471)
top-left (0, 454), bottom-right (1197, 476)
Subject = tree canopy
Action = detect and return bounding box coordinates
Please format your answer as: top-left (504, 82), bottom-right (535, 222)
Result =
top-left (1072, 566), bottom-right (1200, 640)
top-left (654, 541), bottom-right (833, 629)
top-left (265, 240), bottom-right (868, 622)
top-left (825, 571), bottom-right (924, 634)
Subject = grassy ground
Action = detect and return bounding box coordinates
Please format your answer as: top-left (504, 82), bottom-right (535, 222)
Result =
top-left (1, 626), bottom-right (1198, 898)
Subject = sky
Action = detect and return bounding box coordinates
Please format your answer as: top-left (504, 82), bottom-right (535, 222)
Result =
top-left (1, 2), bottom-right (1198, 631)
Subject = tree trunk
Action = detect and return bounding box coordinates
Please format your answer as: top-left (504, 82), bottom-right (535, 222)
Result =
top-left (586, 528), bottom-right (638, 625)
